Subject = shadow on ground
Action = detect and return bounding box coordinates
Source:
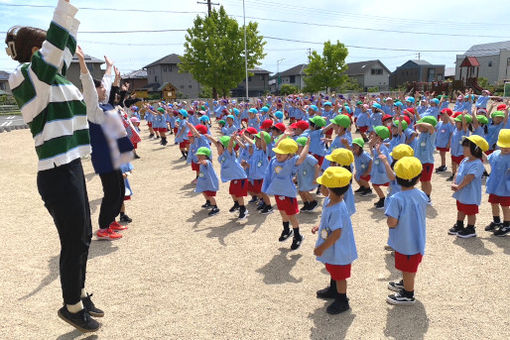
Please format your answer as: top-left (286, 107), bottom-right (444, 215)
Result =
top-left (377, 252), bottom-right (400, 282)
top-left (452, 237), bottom-right (493, 255)
top-left (56, 329), bottom-right (98, 340)
top-left (256, 247), bottom-right (303, 284)
top-left (195, 219), bottom-right (246, 246)
top-left (308, 307), bottom-right (356, 340)
top-left (384, 300), bottom-right (429, 340)
top-left (19, 242), bottom-right (118, 301)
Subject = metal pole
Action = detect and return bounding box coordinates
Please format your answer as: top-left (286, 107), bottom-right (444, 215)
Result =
top-left (276, 58), bottom-right (285, 95)
top-left (243, 0), bottom-right (249, 99)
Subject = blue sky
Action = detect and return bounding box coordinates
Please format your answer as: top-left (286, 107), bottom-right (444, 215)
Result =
top-left (1, 0), bottom-right (509, 76)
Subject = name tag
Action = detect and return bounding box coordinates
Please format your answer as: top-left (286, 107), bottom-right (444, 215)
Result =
top-left (374, 160), bottom-right (380, 165)
top-left (321, 228), bottom-right (330, 240)
top-left (421, 142), bottom-right (426, 147)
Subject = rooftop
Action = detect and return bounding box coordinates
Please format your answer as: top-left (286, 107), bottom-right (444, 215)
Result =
top-left (71, 54), bottom-right (104, 64)
top-left (345, 60), bottom-right (390, 75)
top-left (271, 63), bottom-right (307, 78)
top-left (144, 54), bottom-right (182, 68)
top-left (464, 41), bottom-right (510, 57)
top-left (0, 70), bottom-right (9, 80)
top-left (123, 69), bottom-right (148, 79)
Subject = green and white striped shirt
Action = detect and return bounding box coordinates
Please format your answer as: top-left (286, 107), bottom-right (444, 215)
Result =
top-left (9, 0), bottom-right (91, 171)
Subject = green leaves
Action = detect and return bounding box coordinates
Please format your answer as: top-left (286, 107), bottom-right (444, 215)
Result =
top-left (304, 40), bottom-right (348, 93)
top-left (180, 6), bottom-right (266, 98)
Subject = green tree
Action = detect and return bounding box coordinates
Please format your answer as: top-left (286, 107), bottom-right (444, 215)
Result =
top-left (337, 77), bottom-right (362, 93)
top-left (304, 40), bottom-right (348, 93)
top-left (180, 7), bottom-right (266, 98)
top-left (279, 84), bottom-right (299, 95)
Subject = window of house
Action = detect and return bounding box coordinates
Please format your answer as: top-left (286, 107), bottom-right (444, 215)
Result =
top-left (188, 85), bottom-right (192, 89)
top-left (163, 66), bottom-right (167, 72)
top-left (180, 85), bottom-right (185, 89)
top-left (248, 76), bottom-right (252, 82)
top-left (489, 61), bottom-right (493, 67)
top-left (155, 76), bottom-right (158, 83)
top-left (169, 65), bottom-right (173, 72)
top-left (289, 75), bottom-right (296, 83)
top-left (259, 74), bottom-right (264, 80)
top-left (371, 68), bottom-right (383, 75)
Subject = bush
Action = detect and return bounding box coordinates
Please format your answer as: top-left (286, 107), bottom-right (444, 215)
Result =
top-left (0, 94), bottom-right (16, 105)
top-left (279, 84), bottom-right (299, 95)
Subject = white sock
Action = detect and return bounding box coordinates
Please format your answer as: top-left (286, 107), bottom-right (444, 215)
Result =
top-left (66, 301), bottom-right (84, 314)
top-left (81, 289), bottom-right (87, 299)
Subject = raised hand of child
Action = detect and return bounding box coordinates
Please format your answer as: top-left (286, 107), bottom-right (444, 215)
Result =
top-left (451, 184), bottom-right (459, 192)
top-left (311, 225), bottom-right (319, 234)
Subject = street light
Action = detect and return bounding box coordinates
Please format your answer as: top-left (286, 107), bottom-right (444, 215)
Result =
top-left (276, 58), bottom-right (285, 94)
top-left (243, 0), bottom-right (249, 100)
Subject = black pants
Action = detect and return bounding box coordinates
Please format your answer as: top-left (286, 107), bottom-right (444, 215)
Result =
top-left (98, 169), bottom-right (125, 229)
top-left (37, 159), bottom-right (92, 305)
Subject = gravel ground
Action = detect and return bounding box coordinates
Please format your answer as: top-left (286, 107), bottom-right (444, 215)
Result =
top-left (1, 127), bottom-right (510, 340)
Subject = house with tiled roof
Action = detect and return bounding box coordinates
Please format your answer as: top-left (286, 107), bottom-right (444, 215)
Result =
top-left (270, 64), bottom-right (308, 92)
top-left (231, 67), bottom-right (271, 97)
top-left (345, 60), bottom-right (390, 91)
top-left (0, 70), bottom-right (10, 94)
top-left (67, 54), bottom-right (104, 90)
top-left (389, 60), bottom-right (445, 88)
top-left (455, 41), bottom-right (510, 84)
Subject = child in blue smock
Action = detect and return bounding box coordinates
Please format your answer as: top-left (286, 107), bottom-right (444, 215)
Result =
top-left (369, 126), bottom-right (392, 209)
top-left (322, 114), bottom-right (352, 170)
top-left (379, 144), bottom-right (415, 207)
top-left (385, 156), bottom-right (428, 305)
top-left (312, 167), bottom-right (358, 314)
top-left (195, 147), bottom-right (220, 216)
top-left (222, 115), bottom-right (238, 136)
top-left (487, 109), bottom-right (508, 152)
top-left (389, 119), bottom-right (407, 152)
top-left (448, 114), bottom-right (470, 181)
top-left (485, 130), bottom-right (510, 236)
top-left (352, 138), bottom-right (372, 195)
top-left (262, 136), bottom-right (310, 250)
top-left (307, 116), bottom-right (328, 166)
top-left (187, 123), bottom-right (211, 182)
top-left (414, 116), bottom-right (437, 201)
top-left (448, 136), bottom-right (488, 238)
top-left (175, 109), bottom-right (190, 159)
top-left (356, 104), bottom-right (371, 141)
top-left (324, 148), bottom-right (356, 216)
top-left (435, 109), bottom-right (454, 173)
top-left (119, 162), bottom-right (134, 224)
top-left (207, 134), bottom-right (249, 220)
top-left (295, 137), bottom-right (320, 212)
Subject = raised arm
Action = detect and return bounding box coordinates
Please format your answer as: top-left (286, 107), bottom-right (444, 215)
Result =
top-left (78, 46), bottom-right (105, 125)
top-left (296, 137), bottom-right (310, 166)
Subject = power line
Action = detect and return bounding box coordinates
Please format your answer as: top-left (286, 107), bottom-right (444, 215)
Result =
top-left (0, 3), bottom-right (204, 14)
top-left (197, 0), bottom-right (219, 17)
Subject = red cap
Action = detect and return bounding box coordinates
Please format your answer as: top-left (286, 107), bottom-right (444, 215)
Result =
top-left (290, 123), bottom-right (298, 129)
top-left (222, 108), bottom-right (229, 114)
top-left (440, 108), bottom-right (453, 116)
top-left (245, 127), bottom-right (258, 135)
top-left (452, 111), bottom-right (462, 118)
top-left (273, 122), bottom-right (286, 132)
top-left (296, 120), bottom-right (310, 130)
top-left (195, 124), bottom-right (208, 135)
top-left (261, 119), bottom-right (273, 129)
top-left (187, 131), bottom-right (193, 137)
top-left (404, 107), bottom-right (416, 115)
top-left (402, 115), bottom-right (411, 126)
top-left (382, 114), bottom-right (393, 122)
top-left (188, 110), bottom-right (195, 115)
top-left (497, 104), bottom-right (507, 111)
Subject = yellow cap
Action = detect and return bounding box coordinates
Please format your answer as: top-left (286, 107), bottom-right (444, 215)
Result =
top-left (316, 166), bottom-right (352, 188)
top-left (465, 135), bottom-right (489, 152)
top-left (325, 148), bottom-right (354, 166)
top-left (390, 144), bottom-right (414, 160)
top-left (497, 129), bottom-right (510, 148)
top-left (394, 156), bottom-right (423, 180)
top-left (272, 138), bottom-right (298, 155)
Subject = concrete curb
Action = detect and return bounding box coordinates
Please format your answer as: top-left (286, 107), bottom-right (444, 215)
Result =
top-left (0, 124), bottom-right (29, 133)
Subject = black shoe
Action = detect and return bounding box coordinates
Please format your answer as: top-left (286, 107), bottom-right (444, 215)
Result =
top-left (482, 170), bottom-right (490, 177)
top-left (58, 306), bottom-right (100, 333)
top-left (457, 226), bottom-right (476, 238)
top-left (446, 175), bottom-right (454, 181)
top-left (360, 187), bottom-right (373, 196)
top-left (134, 153), bottom-right (141, 159)
top-left (386, 290), bottom-right (415, 305)
top-left (290, 234), bottom-right (304, 250)
top-left (278, 229), bottom-right (293, 242)
top-left (119, 214), bottom-right (132, 223)
top-left (494, 225), bottom-right (510, 237)
top-left (208, 207), bottom-right (220, 216)
top-left (448, 223), bottom-right (463, 235)
top-left (162, 138), bottom-right (168, 146)
top-left (387, 280), bottom-right (404, 292)
top-left (485, 222), bottom-right (500, 231)
top-left (248, 196), bottom-right (258, 204)
top-left (435, 165), bottom-right (447, 173)
top-left (316, 186), bottom-right (321, 195)
top-left (354, 186), bottom-right (365, 193)
top-left (155, 136), bottom-right (160, 139)
top-left (159, 139), bottom-right (164, 145)
top-left (238, 207), bottom-right (248, 220)
top-left (316, 279), bottom-right (337, 300)
top-left (301, 202), bottom-right (310, 212)
top-left (308, 200), bottom-right (318, 211)
top-left (326, 296), bottom-right (350, 315)
top-left (260, 205), bottom-right (273, 215)
top-left (229, 202), bottom-right (240, 213)
top-left (375, 198), bottom-right (385, 209)
top-left (148, 134), bottom-right (154, 138)
top-left (82, 293), bottom-right (104, 318)
top-left (256, 202), bottom-right (265, 210)
top-left (202, 201), bottom-right (211, 209)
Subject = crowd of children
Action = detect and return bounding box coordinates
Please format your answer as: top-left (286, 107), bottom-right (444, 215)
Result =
top-left (124, 90), bottom-right (509, 315)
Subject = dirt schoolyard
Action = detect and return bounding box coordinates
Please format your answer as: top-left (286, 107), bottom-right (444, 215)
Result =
top-left (1, 127), bottom-right (509, 339)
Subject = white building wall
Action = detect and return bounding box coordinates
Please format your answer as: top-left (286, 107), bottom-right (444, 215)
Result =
top-left (364, 70), bottom-right (390, 90)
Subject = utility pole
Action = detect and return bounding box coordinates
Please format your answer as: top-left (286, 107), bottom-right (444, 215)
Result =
top-left (197, 0), bottom-right (219, 16)
top-left (243, 0), bottom-right (249, 99)
top-left (276, 58), bottom-right (285, 95)
top-left (417, 52), bottom-right (421, 60)
top-left (307, 48), bottom-right (312, 58)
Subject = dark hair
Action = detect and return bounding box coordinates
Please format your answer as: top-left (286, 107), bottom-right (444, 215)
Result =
top-left (93, 79), bottom-right (102, 88)
top-left (329, 185), bottom-right (349, 197)
top-left (342, 165), bottom-right (352, 172)
top-left (396, 174), bottom-right (421, 187)
top-left (5, 26), bottom-right (46, 63)
top-left (461, 138), bottom-right (483, 159)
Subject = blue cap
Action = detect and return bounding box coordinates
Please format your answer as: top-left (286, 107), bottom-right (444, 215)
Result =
top-left (310, 105), bottom-right (319, 112)
top-left (261, 107), bottom-right (269, 113)
top-left (179, 109), bottom-right (188, 118)
top-left (372, 103), bottom-right (382, 109)
top-left (394, 102), bottom-right (403, 107)
top-left (406, 97), bottom-right (415, 103)
top-left (324, 101), bottom-right (332, 106)
top-left (274, 111), bottom-right (284, 119)
top-left (199, 115), bottom-right (210, 122)
top-left (344, 106), bottom-right (352, 114)
top-left (233, 108), bottom-right (240, 115)
top-left (431, 98), bottom-right (440, 105)
top-left (226, 114), bottom-right (235, 120)
top-left (249, 108), bottom-right (258, 114)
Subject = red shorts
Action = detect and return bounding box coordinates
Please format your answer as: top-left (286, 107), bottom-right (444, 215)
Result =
top-left (485, 150), bottom-right (494, 156)
top-left (373, 182), bottom-right (390, 187)
top-left (488, 194), bottom-right (510, 207)
top-left (312, 154), bottom-right (324, 166)
top-left (173, 127), bottom-right (178, 134)
top-left (133, 142), bottom-right (138, 149)
top-left (420, 163), bottom-right (433, 182)
top-left (179, 140), bottom-right (190, 149)
top-left (155, 127), bottom-right (167, 132)
top-left (247, 179), bottom-right (263, 194)
top-left (358, 126), bottom-right (369, 133)
top-left (395, 252), bottom-right (423, 273)
top-left (456, 200), bottom-right (479, 215)
top-left (436, 147), bottom-right (449, 152)
top-left (191, 162), bottom-right (200, 172)
top-left (360, 175), bottom-right (371, 181)
top-left (124, 196), bottom-right (131, 201)
top-left (451, 155), bottom-right (464, 165)
top-left (325, 263), bottom-right (352, 281)
top-left (325, 129), bottom-right (333, 138)
top-left (147, 122), bottom-right (153, 127)
top-left (275, 195), bottom-right (299, 215)
top-left (229, 179), bottom-right (248, 197)
top-left (203, 191), bottom-right (216, 197)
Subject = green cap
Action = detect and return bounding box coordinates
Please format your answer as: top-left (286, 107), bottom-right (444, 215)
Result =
top-left (352, 137), bottom-right (364, 148)
top-left (157, 107), bottom-right (165, 113)
top-left (374, 126), bottom-right (390, 140)
top-left (417, 116), bottom-right (438, 127)
top-left (309, 116), bottom-right (327, 127)
top-left (455, 114), bottom-right (473, 123)
top-left (219, 136), bottom-right (231, 148)
top-left (296, 136), bottom-right (308, 147)
top-left (255, 131), bottom-right (272, 144)
top-left (331, 114), bottom-right (351, 128)
top-left (393, 119), bottom-right (408, 130)
top-left (356, 101), bottom-right (363, 105)
top-left (491, 110), bottom-right (505, 119)
top-left (476, 115), bottom-right (488, 125)
top-left (196, 146), bottom-right (211, 158)
top-left (218, 120), bottom-right (226, 125)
